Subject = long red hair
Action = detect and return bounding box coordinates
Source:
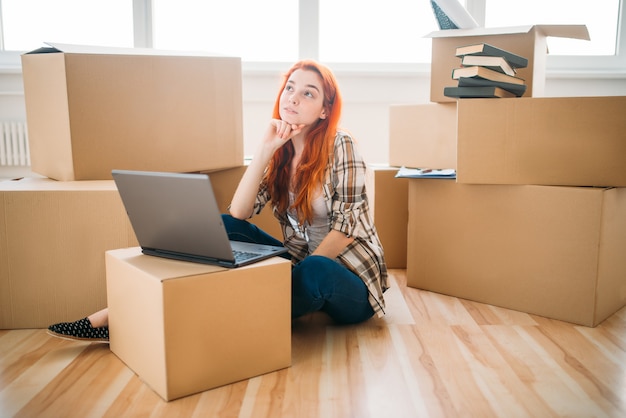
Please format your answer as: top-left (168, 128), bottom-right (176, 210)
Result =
top-left (264, 60), bottom-right (342, 224)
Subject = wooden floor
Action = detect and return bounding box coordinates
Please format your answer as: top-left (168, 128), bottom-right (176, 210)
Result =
top-left (1, 269), bottom-right (625, 418)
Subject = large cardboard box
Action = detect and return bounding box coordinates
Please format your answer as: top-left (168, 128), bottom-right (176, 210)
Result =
top-left (406, 179), bottom-right (626, 327)
top-left (21, 43), bottom-right (244, 181)
top-left (0, 177), bottom-right (137, 329)
top-left (456, 96), bottom-right (626, 187)
top-left (106, 247), bottom-right (291, 401)
top-left (0, 167), bottom-right (279, 329)
top-left (389, 103), bottom-right (457, 169)
top-left (366, 165), bottom-right (408, 269)
top-left (426, 25), bottom-right (589, 103)
top-left (389, 97), bottom-right (626, 187)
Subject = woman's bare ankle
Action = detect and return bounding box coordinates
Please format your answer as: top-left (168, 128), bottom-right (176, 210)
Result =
top-left (87, 308), bottom-right (109, 328)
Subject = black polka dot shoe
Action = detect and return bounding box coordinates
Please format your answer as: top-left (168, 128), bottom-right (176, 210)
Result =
top-left (47, 317), bottom-right (109, 343)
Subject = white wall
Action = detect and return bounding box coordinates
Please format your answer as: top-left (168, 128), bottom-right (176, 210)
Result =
top-left (241, 69), bottom-right (433, 165)
top-left (1, 68), bottom-right (626, 178)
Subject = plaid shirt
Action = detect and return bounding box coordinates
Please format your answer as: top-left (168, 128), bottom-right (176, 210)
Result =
top-left (251, 131), bottom-right (388, 317)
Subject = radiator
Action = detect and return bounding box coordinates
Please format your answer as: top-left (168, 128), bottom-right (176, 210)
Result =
top-left (0, 121), bottom-right (30, 167)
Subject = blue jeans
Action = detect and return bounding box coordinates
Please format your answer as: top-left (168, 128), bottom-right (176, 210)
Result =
top-left (222, 214), bottom-right (375, 324)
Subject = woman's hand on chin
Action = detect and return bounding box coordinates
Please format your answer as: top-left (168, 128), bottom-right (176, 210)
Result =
top-left (268, 119), bottom-right (304, 142)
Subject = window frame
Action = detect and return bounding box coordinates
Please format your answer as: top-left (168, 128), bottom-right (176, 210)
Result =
top-left (465, 0), bottom-right (626, 76)
top-left (0, 0), bottom-right (623, 77)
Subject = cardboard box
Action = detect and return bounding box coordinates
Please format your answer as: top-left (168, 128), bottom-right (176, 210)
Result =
top-left (0, 177), bottom-right (137, 329)
top-left (426, 25), bottom-right (590, 103)
top-left (206, 165), bottom-right (282, 241)
top-left (106, 247), bottom-right (291, 401)
top-left (457, 96), bottom-right (626, 187)
top-left (406, 179), bottom-right (626, 327)
top-left (389, 97), bottom-right (626, 187)
top-left (389, 103), bottom-right (457, 169)
top-left (366, 165), bottom-right (408, 269)
top-left (21, 43), bottom-right (244, 181)
top-left (0, 167), bottom-right (279, 329)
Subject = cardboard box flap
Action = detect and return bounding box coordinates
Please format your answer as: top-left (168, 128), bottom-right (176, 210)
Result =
top-left (24, 46), bottom-right (58, 54)
top-left (425, 24), bottom-right (589, 40)
top-left (25, 42), bottom-right (232, 58)
top-left (534, 24), bottom-right (590, 40)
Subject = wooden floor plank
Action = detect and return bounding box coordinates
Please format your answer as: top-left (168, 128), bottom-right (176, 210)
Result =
top-left (508, 325), bottom-right (612, 417)
top-left (395, 325), bottom-right (455, 417)
top-left (189, 379), bottom-right (249, 418)
top-left (532, 318), bottom-right (626, 416)
top-left (453, 324), bottom-right (556, 417)
top-left (357, 324), bottom-right (418, 417)
top-left (2, 338), bottom-right (89, 417)
top-left (0, 330), bottom-right (52, 390)
top-left (386, 325), bottom-right (431, 417)
top-left (15, 344), bottom-right (124, 418)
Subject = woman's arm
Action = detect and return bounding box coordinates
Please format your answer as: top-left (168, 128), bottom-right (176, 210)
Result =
top-left (318, 133), bottom-right (366, 257)
top-left (313, 229), bottom-right (354, 259)
top-left (229, 120), bottom-right (303, 220)
top-left (228, 146), bottom-right (272, 220)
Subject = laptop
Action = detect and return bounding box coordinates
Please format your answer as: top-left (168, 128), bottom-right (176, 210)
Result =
top-left (111, 169), bottom-right (288, 268)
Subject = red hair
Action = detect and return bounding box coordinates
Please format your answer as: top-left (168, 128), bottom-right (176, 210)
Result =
top-left (264, 60), bottom-right (342, 224)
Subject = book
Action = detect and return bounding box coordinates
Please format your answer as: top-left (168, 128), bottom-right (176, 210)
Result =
top-left (455, 43), bottom-right (529, 69)
top-left (460, 55), bottom-right (516, 76)
top-left (443, 86), bottom-right (516, 99)
top-left (395, 166), bottom-right (456, 179)
top-left (430, 0), bottom-right (478, 30)
top-left (430, 0), bottom-right (458, 29)
top-left (452, 66), bottom-right (525, 85)
top-left (457, 76), bottom-right (527, 97)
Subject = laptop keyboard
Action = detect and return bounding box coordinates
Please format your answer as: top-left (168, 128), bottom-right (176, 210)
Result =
top-left (233, 250), bottom-right (260, 262)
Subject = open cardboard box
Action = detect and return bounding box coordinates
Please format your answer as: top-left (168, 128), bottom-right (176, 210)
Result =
top-left (106, 247), bottom-right (291, 401)
top-left (426, 25), bottom-right (590, 103)
top-left (21, 43), bottom-right (244, 181)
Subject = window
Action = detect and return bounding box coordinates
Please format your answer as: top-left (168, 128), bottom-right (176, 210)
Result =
top-left (1, 0), bottom-right (133, 51)
top-left (318, 0), bottom-right (438, 63)
top-left (484, 0), bottom-right (619, 55)
top-left (152, 0), bottom-right (298, 61)
top-left (0, 0), bottom-right (624, 69)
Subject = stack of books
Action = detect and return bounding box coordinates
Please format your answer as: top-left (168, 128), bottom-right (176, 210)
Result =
top-left (444, 43), bottom-right (529, 98)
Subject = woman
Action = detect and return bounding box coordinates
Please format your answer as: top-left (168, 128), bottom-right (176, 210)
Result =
top-left (48, 60), bottom-right (387, 342)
